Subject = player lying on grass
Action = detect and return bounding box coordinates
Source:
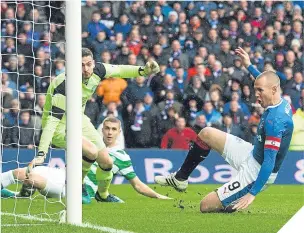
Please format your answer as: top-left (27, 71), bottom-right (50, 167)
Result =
top-left (1, 117), bottom-right (170, 201)
top-left (25, 48), bottom-right (160, 204)
top-left (155, 47), bottom-right (294, 212)
top-left (84, 117), bottom-right (171, 200)
top-left (1, 166), bottom-right (65, 199)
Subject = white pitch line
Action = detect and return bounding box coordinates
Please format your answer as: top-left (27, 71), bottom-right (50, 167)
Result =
top-left (1, 212), bottom-right (135, 233)
top-left (2, 224), bottom-right (44, 227)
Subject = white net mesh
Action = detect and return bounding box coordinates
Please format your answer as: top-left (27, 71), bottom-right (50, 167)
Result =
top-left (1, 0), bottom-right (66, 224)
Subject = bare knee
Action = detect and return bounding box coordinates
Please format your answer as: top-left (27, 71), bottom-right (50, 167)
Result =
top-left (198, 127), bottom-right (213, 145)
top-left (82, 138), bottom-right (98, 160)
top-left (200, 191), bottom-right (223, 213)
top-left (96, 148), bottom-right (113, 169)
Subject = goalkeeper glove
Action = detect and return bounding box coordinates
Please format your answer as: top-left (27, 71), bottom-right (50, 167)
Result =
top-left (139, 61), bottom-right (160, 76)
top-left (26, 151), bottom-right (46, 178)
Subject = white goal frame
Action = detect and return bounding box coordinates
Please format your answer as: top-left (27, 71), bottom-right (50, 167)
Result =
top-left (65, 0), bottom-right (82, 224)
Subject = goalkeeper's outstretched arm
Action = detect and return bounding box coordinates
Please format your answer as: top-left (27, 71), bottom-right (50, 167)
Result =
top-left (102, 60), bottom-right (160, 79)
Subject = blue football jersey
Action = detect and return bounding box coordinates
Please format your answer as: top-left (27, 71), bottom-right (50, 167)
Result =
top-left (253, 99), bottom-right (294, 173)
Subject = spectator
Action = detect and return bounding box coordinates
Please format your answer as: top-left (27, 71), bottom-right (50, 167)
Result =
top-left (224, 91), bottom-right (251, 118)
top-left (156, 107), bottom-right (178, 143)
top-left (139, 14), bottom-right (154, 45)
top-left (81, 0), bottom-right (99, 31)
top-left (20, 86), bottom-right (35, 111)
top-left (4, 99), bottom-right (20, 127)
top-left (22, 22), bottom-right (41, 49)
top-left (11, 110), bottom-right (36, 148)
top-left (157, 90), bottom-right (183, 116)
top-left (208, 86), bottom-right (224, 113)
top-left (114, 43), bottom-right (130, 64)
top-left (174, 67), bottom-right (187, 93)
top-left (285, 50), bottom-right (303, 74)
top-left (143, 92), bottom-right (158, 117)
top-left (205, 29), bottom-right (221, 55)
top-left (166, 11), bottom-right (179, 40)
top-left (97, 102), bottom-right (123, 128)
top-left (228, 100), bottom-right (247, 126)
top-left (161, 117), bottom-right (197, 150)
top-left (126, 1), bottom-right (146, 25)
top-left (184, 96), bottom-right (202, 127)
top-left (243, 123), bottom-right (258, 144)
top-left (92, 32), bottom-right (116, 62)
top-left (184, 76), bottom-right (207, 102)
top-left (197, 101), bottom-right (222, 127)
top-left (100, 50), bottom-right (112, 64)
top-left (96, 77), bottom-right (127, 106)
top-left (113, 14), bottom-right (132, 40)
top-left (223, 77), bottom-right (242, 102)
top-left (152, 5), bottom-right (164, 25)
top-left (209, 60), bottom-right (229, 90)
top-left (151, 43), bottom-right (170, 66)
top-left (34, 65), bottom-right (49, 94)
top-left (242, 84), bottom-right (256, 112)
top-left (127, 29), bottom-right (142, 56)
top-left (192, 114), bottom-right (207, 134)
top-left (155, 74), bottom-right (182, 103)
top-left (121, 76), bottom-right (151, 107)
top-left (169, 40), bottom-right (189, 69)
top-left (239, 22), bottom-right (257, 46)
top-left (85, 11), bottom-right (113, 43)
top-left (1, 112), bottom-right (12, 147)
top-left (221, 113), bottom-right (243, 138)
top-left (125, 100), bottom-right (156, 148)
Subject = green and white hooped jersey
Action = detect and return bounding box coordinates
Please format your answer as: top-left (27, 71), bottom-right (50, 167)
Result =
top-left (84, 145), bottom-right (136, 197)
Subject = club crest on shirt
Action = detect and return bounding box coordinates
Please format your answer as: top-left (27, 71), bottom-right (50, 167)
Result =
top-left (257, 135), bottom-right (262, 142)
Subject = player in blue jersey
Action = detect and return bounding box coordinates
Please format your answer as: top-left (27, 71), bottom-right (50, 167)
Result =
top-left (155, 47), bottom-right (294, 212)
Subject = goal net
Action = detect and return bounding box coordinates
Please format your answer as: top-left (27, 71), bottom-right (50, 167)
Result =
top-left (1, 0), bottom-right (68, 225)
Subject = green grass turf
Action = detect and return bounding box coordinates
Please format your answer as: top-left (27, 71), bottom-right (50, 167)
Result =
top-left (2, 184), bottom-right (304, 233)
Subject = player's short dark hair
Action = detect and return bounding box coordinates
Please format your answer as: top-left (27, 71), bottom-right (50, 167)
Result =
top-left (82, 48), bottom-right (93, 58)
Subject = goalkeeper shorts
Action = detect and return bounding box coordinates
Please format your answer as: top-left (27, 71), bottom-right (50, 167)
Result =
top-left (51, 115), bottom-right (106, 151)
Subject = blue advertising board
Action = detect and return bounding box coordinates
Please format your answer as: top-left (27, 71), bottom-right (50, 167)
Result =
top-left (2, 149), bottom-right (303, 184)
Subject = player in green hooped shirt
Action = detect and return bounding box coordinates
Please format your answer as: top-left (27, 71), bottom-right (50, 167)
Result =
top-left (25, 48), bottom-right (160, 204)
top-left (84, 117), bottom-right (171, 200)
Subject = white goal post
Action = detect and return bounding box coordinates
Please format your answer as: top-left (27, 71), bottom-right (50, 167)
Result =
top-left (65, 0), bottom-right (82, 224)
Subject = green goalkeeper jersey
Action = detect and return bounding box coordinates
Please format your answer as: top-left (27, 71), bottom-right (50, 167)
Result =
top-left (39, 63), bottom-right (107, 153)
top-left (84, 146), bottom-right (136, 197)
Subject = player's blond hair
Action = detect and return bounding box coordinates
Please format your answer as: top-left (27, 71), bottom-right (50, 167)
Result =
top-left (102, 116), bottom-right (121, 129)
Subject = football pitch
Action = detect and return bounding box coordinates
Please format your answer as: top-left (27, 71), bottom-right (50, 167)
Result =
top-left (1, 184), bottom-right (303, 233)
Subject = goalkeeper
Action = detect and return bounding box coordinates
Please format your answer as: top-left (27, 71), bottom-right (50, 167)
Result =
top-left (27, 48), bottom-right (160, 204)
top-left (84, 117), bottom-right (171, 200)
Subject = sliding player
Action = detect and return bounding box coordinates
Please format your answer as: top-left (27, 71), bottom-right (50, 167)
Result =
top-left (155, 47), bottom-right (294, 212)
top-left (26, 48), bottom-right (160, 204)
top-left (84, 117), bottom-right (171, 200)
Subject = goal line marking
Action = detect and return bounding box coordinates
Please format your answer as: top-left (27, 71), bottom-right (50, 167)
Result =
top-left (1, 212), bottom-right (135, 233)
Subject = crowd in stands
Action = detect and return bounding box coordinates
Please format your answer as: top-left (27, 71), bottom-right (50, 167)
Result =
top-left (1, 1), bottom-right (303, 150)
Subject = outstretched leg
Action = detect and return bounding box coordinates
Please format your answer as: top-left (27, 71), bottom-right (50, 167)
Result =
top-left (155, 127), bottom-right (228, 190)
